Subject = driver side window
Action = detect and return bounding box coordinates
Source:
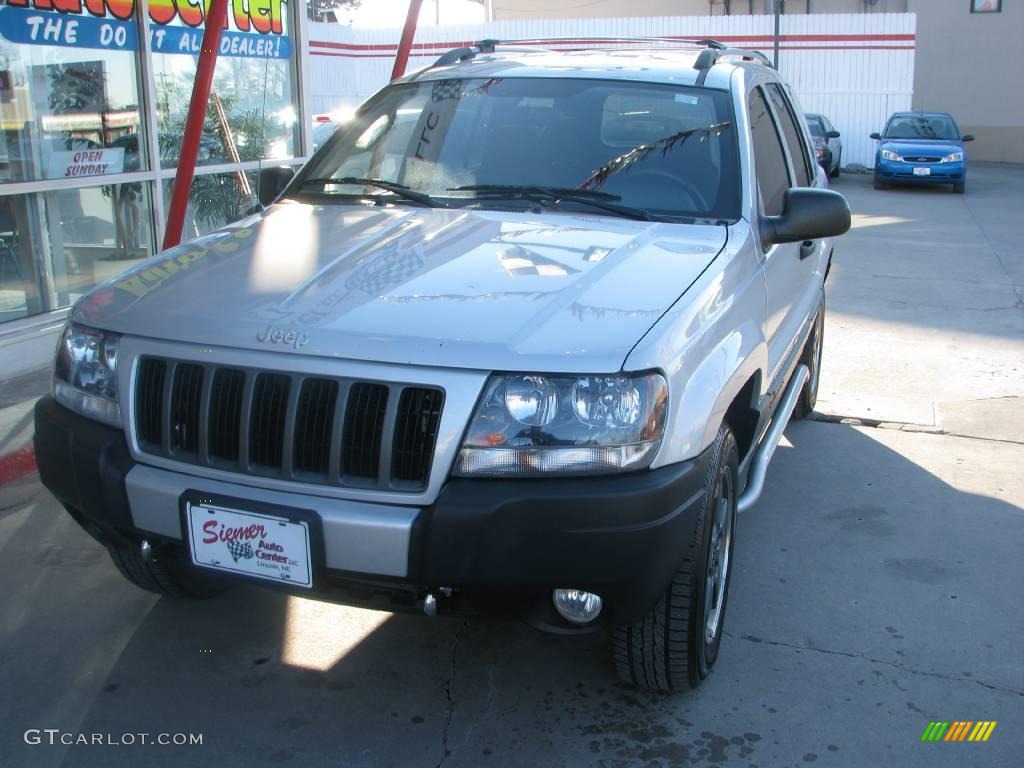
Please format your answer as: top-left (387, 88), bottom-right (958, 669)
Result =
top-left (748, 87), bottom-right (791, 217)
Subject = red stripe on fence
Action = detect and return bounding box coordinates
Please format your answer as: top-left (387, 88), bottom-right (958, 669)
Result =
top-left (308, 32), bottom-right (915, 53)
top-left (311, 43), bottom-right (914, 59)
top-left (0, 445), bottom-right (37, 486)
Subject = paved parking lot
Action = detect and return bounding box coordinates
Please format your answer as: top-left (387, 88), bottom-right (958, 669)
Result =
top-left (2, 166), bottom-right (1022, 768)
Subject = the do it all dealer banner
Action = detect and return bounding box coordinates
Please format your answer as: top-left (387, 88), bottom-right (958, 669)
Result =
top-left (0, 0), bottom-right (293, 59)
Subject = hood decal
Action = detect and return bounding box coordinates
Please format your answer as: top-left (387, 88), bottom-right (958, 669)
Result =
top-left (74, 203), bottom-right (728, 372)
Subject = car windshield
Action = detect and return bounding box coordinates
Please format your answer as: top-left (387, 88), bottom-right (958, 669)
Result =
top-left (884, 115), bottom-right (959, 140)
top-left (293, 78), bottom-right (740, 221)
top-left (805, 116), bottom-right (825, 138)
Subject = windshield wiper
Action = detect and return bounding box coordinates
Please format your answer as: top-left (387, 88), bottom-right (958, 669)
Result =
top-left (579, 121), bottom-right (732, 193)
top-left (298, 176), bottom-right (444, 207)
top-left (448, 184), bottom-right (654, 221)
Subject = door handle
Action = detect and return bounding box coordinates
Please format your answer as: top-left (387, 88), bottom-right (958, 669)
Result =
top-left (799, 240), bottom-right (816, 260)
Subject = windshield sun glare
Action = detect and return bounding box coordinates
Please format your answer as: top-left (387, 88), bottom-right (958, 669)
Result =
top-left (295, 78), bottom-right (740, 222)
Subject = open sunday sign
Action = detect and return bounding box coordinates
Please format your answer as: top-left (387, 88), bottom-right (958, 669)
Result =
top-left (0, 1), bottom-right (292, 59)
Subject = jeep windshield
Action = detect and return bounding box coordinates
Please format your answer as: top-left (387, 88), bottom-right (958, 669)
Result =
top-left (291, 78), bottom-right (740, 222)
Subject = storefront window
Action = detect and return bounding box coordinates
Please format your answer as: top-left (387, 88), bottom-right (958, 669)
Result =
top-left (0, 194), bottom-right (40, 323)
top-left (0, 2), bottom-right (147, 183)
top-left (152, 2), bottom-right (299, 168)
top-left (162, 170), bottom-right (258, 240)
top-left (0, 1), bottom-right (303, 329)
top-left (0, 183), bottom-right (155, 322)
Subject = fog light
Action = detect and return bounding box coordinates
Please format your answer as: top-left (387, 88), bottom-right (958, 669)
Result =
top-left (552, 588), bottom-right (603, 624)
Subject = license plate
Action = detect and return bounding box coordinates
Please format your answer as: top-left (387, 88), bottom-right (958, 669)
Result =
top-left (913, 167), bottom-right (931, 176)
top-left (185, 500), bottom-right (313, 588)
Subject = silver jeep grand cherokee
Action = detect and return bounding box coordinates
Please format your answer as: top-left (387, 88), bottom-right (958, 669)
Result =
top-left (34, 40), bottom-right (849, 692)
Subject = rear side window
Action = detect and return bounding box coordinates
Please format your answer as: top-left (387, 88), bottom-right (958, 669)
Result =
top-left (748, 87), bottom-right (790, 216)
top-left (766, 83), bottom-right (813, 187)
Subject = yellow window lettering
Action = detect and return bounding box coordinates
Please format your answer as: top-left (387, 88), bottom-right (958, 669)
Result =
top-left (115, 276), bottom-right (151, 298)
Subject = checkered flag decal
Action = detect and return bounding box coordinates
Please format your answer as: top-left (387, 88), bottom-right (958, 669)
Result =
top-left (225, 540), bottom-right (254, 563)
top-left (345, 248), bottom-right (425, 294)
top-left (431, 80), bottom-right (462, 102)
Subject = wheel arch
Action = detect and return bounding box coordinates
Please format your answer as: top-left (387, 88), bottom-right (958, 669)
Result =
top-left (723, 371), bottom-right (762, 465)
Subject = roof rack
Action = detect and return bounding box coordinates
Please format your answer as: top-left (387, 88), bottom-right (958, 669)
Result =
top-left (430, 39), bottom-right (544, 68)
top-left (693, 46), bottom-right (773, 71)
top-left (426, 37), bottom-right (772, 74)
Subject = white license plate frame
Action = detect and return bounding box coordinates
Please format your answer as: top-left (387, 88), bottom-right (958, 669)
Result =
top-left (182, 493), bottom-right (317, 589)
top-left (913, 166), bottom-right (931, 176)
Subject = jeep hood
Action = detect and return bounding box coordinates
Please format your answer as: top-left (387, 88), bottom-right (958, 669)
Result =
top-left (74, 202), bottom-right (727, 373)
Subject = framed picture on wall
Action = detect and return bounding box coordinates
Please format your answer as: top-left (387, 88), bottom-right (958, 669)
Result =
top-left (970, 0), bottom-right (1002, 12)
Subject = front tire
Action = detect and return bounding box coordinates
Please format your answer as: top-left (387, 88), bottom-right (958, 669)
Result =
top-left (613, 424), bottom-right (739, 692)
top-left (873, 175), bottom-right (886, 190)
top-left (793, 297), bottom-right (824, 420)
top-left (108, 545), bottom-right (229, 599)
top-left (830, 152), bottom-right (841, 178)
top-left (953, 181), bottom-right (965, 194)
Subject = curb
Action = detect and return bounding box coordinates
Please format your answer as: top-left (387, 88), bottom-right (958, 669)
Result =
top-left (0, 445), bottom-right (37, 486)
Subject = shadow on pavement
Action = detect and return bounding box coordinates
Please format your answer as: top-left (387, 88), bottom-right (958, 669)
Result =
top-left (3, 420), bottom-right (1020, 768)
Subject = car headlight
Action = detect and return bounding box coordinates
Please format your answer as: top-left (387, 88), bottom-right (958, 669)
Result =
top-left (881, 149), bottom-right (903, 162)
top-left (941, 151), bottom-right (964, 163)
top-left (454, 372), bottom-right (668, 477)
top-left (53, 323), bottom-right (122, 427)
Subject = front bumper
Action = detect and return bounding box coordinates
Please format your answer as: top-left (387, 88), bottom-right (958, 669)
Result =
top-left (35, 396), bottom-right (710, 632)
top-left (875, 159), bottom-right (965, 184)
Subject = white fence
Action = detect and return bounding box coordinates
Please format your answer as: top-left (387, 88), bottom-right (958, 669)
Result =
top-left (307, 13), bottom-right (916, 169)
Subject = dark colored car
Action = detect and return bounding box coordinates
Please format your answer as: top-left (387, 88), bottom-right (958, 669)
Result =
top-left (804, 113), bottom-right (841, 178)
top-left (871, 111), bottom-right (973, 193)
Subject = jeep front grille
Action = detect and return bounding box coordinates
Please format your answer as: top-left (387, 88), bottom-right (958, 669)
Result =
top-left (134, 357), bottom-right (444, 491)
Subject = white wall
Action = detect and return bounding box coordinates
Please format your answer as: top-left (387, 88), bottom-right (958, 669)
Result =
top-left (492, 1), bottom-right (910, 19)
top-left (307, 13), bottom-right (917, 169)
top-left (908, 0), bottom-right (1022, 163)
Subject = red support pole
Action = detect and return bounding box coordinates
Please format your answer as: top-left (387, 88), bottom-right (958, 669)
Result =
top-left (391, 0), bottom-right (425, 82)
top-left (162, 0), bottom-right (231, 251)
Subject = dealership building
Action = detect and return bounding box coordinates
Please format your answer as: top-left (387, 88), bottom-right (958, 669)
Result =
top-left (0, 0), bottom-right (313, 377)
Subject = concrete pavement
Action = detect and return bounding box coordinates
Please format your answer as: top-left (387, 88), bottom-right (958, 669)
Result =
top-left (0, 368), bottom-right (49, 484)
top-left (1, 165), bottom-right (1022, 768)
top-left (2, 422), bottom-right (1020, 768)
top-left (820, 165), bottom-right (1024, 434)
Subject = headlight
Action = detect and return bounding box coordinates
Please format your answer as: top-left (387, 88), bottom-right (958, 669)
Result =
top-left (53, 323), bottom-right (122, 427)
top-left (454, 372), bottom-right (668, 477)
top-left (941, 151), bottom-right (964, 163)
top-left (881, 149), bottom-right (903, 162)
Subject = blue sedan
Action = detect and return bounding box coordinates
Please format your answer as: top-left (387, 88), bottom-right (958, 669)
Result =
top-left (871, 112), bottom-right (974, 193)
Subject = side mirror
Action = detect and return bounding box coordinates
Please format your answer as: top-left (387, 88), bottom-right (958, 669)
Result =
top-left (826, 130), bottom-right (841, 139)
top-left (257, 166), bottom-right (296, 206)
top-left (762, 188), bottom-right (851, 247)
top-left (962, 134), bottom-right (975, 142)
top-left (869, 132), bottom-right (881, 140)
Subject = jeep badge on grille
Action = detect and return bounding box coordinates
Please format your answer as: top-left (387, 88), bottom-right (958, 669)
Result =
top-left (257, 326), bottom-right (310, 350)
